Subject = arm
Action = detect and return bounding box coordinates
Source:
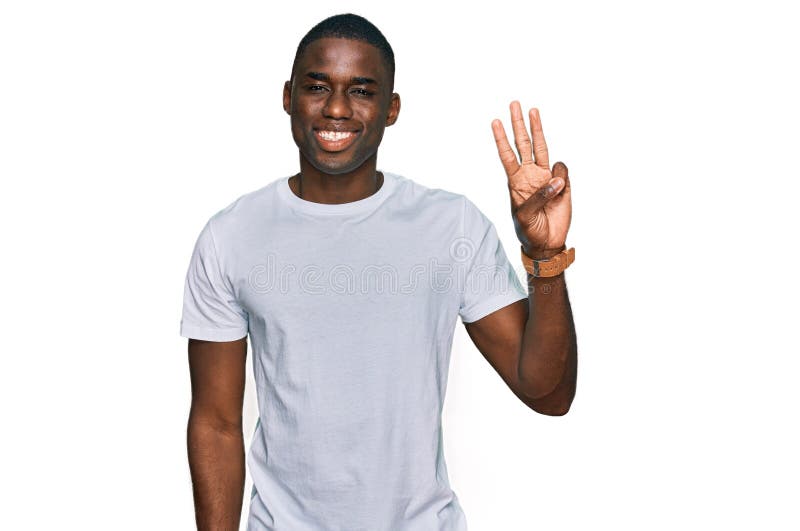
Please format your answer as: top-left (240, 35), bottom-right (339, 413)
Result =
top-left (518, 255), bottom-right (577, 407)
top-left (463, 101), bottom-right (577, 415)
top-left (187, 336), bottom-right (248, 530)
top-left (463, 263), bottom-right (577, 415)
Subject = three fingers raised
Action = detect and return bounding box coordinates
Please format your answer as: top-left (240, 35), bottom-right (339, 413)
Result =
top-left (492, 102), bottom-right (551, 176)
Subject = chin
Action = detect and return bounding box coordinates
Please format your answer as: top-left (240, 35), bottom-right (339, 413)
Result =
top-left (304, 151), bottom-right (373, 176)
top-left (308, 160), bottom-right (359, 175)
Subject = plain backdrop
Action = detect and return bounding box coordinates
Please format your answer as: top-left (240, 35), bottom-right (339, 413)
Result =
top-left (1, 1), bottom-right (798, 530)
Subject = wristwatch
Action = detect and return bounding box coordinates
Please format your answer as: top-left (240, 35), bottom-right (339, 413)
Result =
top-left (520, 245), bottom-right (575, 277)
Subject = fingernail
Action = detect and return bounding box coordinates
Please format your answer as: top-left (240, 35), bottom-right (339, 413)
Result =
top-left (551, 178), bottom-right (563, 192)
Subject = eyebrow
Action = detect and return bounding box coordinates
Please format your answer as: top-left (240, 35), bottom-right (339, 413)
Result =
top-left (305, 72), bottom-right (377, 85)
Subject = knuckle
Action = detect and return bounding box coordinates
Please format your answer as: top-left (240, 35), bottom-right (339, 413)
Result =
top-left (499, 148), bottom-right (515, 161)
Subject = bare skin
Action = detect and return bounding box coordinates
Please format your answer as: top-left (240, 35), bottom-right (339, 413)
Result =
top-left (463, 102), bottom-right (577, 415)
top-left (282, 37), bottom-right (400, 205)
top-left (187, 337), bottom-right (247, 531)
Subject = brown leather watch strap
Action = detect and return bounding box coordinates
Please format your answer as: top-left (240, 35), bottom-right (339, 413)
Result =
top-left (521, 245), bottom-right (575, 277)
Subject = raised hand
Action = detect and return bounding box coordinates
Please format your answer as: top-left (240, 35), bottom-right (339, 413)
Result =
top-left (492, 101), bottom-right (572, 258)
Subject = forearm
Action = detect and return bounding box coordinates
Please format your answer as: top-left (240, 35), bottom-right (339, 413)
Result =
top-left (187, 418), bottom-right (245, 531)
top-left (517, 248), bottom-right (577, 401)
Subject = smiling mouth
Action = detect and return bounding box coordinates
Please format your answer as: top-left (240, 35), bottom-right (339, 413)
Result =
top-left (314, 130), bottom-right (359, 152)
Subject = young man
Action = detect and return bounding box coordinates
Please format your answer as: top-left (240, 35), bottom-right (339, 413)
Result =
top-left (181, 13), bottom-right (577, 531)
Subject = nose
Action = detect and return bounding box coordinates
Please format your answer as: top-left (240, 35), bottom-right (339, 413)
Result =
top-left (322, 89), bottom-right (352, 120)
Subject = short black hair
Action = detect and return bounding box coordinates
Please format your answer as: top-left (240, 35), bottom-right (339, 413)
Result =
top-left (291, 13), bottom-right (395, 89)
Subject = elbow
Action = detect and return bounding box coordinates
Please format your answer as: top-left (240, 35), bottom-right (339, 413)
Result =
top-left (532, 401), bottom-right (572, 416)
top-left (187, 409), bottom-right (244, 439)
top-left (517, 348), bottom-right (570, 401)
top-left (519, 373), bottom-right (562, 402)
top-left (518, 344), bottom-right (577, 416)
top-left (521, 381), bottom-right (576, 417)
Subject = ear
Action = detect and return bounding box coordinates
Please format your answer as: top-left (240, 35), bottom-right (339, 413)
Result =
top-left (385, 93), bottom-right (401, 126)
top-left (283, 80), bottom-right (292, 115)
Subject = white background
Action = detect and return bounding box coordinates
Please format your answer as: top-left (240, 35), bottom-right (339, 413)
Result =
top-left (1, 1), bottom-right (798, 529)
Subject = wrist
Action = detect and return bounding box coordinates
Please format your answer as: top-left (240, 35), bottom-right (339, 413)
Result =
top-left (521, 244), bottom-right (565, 260)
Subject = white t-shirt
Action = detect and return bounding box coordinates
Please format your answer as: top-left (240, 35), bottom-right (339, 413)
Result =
top-left (180, 171), bottom-right (528, 531)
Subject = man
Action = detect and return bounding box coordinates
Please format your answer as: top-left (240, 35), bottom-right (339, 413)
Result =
top-left (181, 13), bottom-right (577, 531)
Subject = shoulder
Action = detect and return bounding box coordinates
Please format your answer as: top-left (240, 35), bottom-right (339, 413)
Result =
top-left (385, 171), bottom-right (467, 212)
top-left (204, 177), bottom-right (283, 235)
top-left (384, 171), bottom-right (494, 236)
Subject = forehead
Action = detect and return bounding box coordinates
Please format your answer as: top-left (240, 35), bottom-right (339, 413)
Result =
top-left (294, 37), bottom-right (390, 83)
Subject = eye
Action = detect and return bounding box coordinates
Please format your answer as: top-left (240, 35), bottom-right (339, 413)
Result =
top-left (307, 84), bottom-right (327, 92)
top-left (351, 88), bottom-right (374, 97)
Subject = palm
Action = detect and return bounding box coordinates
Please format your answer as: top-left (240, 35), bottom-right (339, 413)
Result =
top-left (492, 102), bottom-right (572, 253)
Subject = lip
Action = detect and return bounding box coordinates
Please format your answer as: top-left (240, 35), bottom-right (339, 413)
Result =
top-left (313, 128), bottom-right (360, 152)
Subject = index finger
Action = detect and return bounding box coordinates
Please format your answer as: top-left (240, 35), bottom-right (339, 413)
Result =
top-left (529, 108), bottom-right (550, 170)
top-left (492, 119), bottom-right (520, 177)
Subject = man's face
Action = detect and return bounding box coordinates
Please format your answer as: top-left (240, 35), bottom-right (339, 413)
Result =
top-left (283, 37), bottom-right (400, 177)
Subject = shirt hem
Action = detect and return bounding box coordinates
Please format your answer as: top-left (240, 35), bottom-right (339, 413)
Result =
top-left (460, 291), bottom-right (528, 324)
top-left (180, 321), bottom-right (248, 342)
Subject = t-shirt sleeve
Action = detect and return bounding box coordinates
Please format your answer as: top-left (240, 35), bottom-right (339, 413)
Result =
top-left (458, 197), bottom-right (528, 324)
top-left (180, 218), bottom-right (249, 341)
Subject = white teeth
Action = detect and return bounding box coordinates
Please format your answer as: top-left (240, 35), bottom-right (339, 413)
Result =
top-left (318, 131), bottom-right (353, 141)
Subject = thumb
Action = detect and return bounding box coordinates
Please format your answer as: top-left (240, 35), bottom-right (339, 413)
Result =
top-left (552, 161), bottom-right (569, 195)
top-left (517, 176), bottom-right (564, 219)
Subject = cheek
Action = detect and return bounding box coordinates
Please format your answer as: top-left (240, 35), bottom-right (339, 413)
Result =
top-left (289, 119), bottom-right (312, 149)
top-left (290, 110), bottom-right (312, 133)
top-left (361, 111), bottom-right (387, 133)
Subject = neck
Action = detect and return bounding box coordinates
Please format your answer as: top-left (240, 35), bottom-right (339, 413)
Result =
top-left (293, 157), bottom-right (383, 204)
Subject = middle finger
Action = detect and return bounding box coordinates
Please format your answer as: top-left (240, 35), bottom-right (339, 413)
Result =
top-left (510, 101), bottom-right (533, 164)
